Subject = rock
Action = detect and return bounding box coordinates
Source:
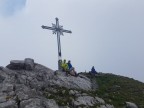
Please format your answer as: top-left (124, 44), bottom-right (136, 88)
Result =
top-left (95, 97), bottom-right (105, 104)
top-left (81, 93), bottom-right (88, 96)
top-left (0, 100), bottom-right (17, 108)
top-left (105, 104), bottom-right (114, 108)
top-left (97, 104), bottom-right (114, 108)
top-left (78, 74), bottom-right (90, 81)
top-left (43, 99), bottom-right (59, 108)
top-left (21, 98), bottom-right (59, 108)
top-left (6, 58), bottom-right (34, 70)
top-left (0, 95), bottom-right (7, 103)
top-left (69, 90), bottom-right (79, 96)
top-left (0, 75), bottom-right (5, 83)
top-left (7, 60), bottom-right (25, 70)
top-left (60, 106), bottom-right (70, 108)
top-left (62, 90), bottom-right (66, 94)
top-left (69, 90), bottom-right (75, 95)
top-left (72, 96), bottom-right (100, 107)
top-left (0, 83), bottom-right (13, 92)
top-left (97, 105), bottom-right (107, 108)
top-left (0, 59), bottom-right (117, 108)
top-left (24, 58), bottom-right (34, 70)
top-left (52, 71), bottom-right (92, 90)
top-left (72, 95), bottom-right (107, 107)
top-left (126, 102), bottom-right (138, 108)
top-left (0, 66), bottom-right (4, 70)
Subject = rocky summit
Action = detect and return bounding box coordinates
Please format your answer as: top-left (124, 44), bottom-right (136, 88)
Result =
top-left (0, 58), bottom-right (140, 108)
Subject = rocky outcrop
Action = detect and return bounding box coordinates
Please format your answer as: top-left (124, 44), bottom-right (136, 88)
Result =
top-left (53, 71), bottom-right (92, 90)
top-left (0, 58), bottom-right (97, 108)
top-left (0, 58), bottom-right (139, 108)
top-left (6, 58), bottom-right (34, 70)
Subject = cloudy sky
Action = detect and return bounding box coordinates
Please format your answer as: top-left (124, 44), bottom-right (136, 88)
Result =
top-left (0, 0), bottom-right (144, 82)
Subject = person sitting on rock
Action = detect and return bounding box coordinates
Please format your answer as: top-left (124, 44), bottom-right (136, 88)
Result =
top-left (90, 66), bottom-right (97, 75)
top-left (61, 59), bottom-right (69, 72)
top-left (67, 60), bottom-right (78, 77)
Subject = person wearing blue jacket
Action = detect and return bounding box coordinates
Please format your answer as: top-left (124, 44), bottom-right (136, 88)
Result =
top-left (91, 66), bottom-right (97, 74)
top-left (67, 60), bottom-right (78, 77)
top-left (67, 60), bottom-right (73, 70)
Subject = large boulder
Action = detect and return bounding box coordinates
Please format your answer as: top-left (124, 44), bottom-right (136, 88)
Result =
top-left (52, 72), bottom-right (92, 90)
top-left (126, 102), bottom-right (138, 108)
top-left (6, 58), bottom-right (34, 70)
top-left (72, 96), bottom-right (105, 107)
top-left (24, 58), bottom-right (34, 70)
top-left (6, 60), bottom-right (25, 70)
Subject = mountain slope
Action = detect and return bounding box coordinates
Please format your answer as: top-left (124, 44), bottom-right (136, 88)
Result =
top-left (0, 58), bottom-right (143, 108)
top-left (83, 73), bottom-right (144, 108)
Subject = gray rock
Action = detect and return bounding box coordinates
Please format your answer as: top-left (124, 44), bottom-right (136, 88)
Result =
top-left (69, 90), bottom-right (75, 95)
top-left (24, 58), bottom-right (34, 70)
top-left (72, 95), bottom-right (107, 108)
top-left (6, 58), bottom-right (34, 70)
top-left (0, 66), bottom-right (4, 70)
top-left (126, 102), bottom-right (138, 108)
top-left (61, 106), bottom-right (70, 108)
top-left (0, 59), bottom-right (98, 108)
top-left (62, 90), bottom-right (66, 94)
top-left (0, 100), bottom-right (18, 108)
top-left (43, 99), bottom-right (59, 108)
top-left (7, 60), bottom-right (25, 70)
top-left (0, 83), bottom-right (13, 92)
top-left (81, 93), bottom-right (88, 96)
top-left (20, 98), bottom-right (41, 108)
top-left (95, 97), bottom-right (105, 104)
top-left (105, 104), bottom-right (114, 108)
top-left (0, 95), bottom-right (7, 103)
top-left (97, 105), bottom-right (114, 108)
top-left (72, 96), bottom-right (98, 107)
top-left (21, 98), bottom-right (59, 108)
top-left (52, 71), bottom-right (92, 90)
top-left (69, 90), bottom-right (79, 96)
top-left (97, 105), bottom-right (107, 108)
top-left (0, 75), bottom-right (5, 83)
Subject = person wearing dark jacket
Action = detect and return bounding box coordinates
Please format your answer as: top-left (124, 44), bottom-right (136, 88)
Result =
top-left (67, 60), bottom-right (78, 77)
top-left (91, 66), bottom-right (97, 74)
top-left (67, 60), bottom-right (73, 70)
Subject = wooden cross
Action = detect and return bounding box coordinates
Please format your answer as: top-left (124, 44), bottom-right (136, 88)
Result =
top-left (41, 18), bottom-right (72, 70)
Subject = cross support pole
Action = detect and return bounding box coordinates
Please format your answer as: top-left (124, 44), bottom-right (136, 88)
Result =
top-left (41, 18), bottom-right (72, 70)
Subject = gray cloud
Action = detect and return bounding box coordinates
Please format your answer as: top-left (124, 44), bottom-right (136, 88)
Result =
top-left (0, 0), bottom-right (26, 16)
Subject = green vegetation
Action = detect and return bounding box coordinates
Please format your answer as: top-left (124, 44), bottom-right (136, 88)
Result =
top-left (85, 73), bottom-right (144, 108)
top-left (43, 86), bottom-right (75, 106)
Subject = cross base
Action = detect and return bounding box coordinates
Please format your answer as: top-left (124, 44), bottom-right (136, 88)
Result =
top-left (58, 59), bottom-right (62, 71)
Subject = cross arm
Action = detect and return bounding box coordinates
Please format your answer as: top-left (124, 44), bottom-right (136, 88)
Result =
top-left (62, 29), bottom-right (72, 33)
top-left (41, 25), bottom-right (55, 30)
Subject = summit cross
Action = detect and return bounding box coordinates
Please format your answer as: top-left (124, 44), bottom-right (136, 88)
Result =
top-left (41, 18), bottom-right (72, 70)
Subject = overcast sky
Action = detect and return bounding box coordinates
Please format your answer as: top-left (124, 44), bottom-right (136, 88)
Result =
top-left (0, 0), bottom-right (144, 82)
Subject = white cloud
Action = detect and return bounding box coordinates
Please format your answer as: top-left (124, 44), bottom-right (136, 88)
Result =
top-left (0, 0), bottom-right (144, 82)
top-left (0, 0), bottom-right (26, 16)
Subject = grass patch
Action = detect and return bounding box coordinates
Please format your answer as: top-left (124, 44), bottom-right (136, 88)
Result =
top-left (85, 73), bottom-right (144, 107)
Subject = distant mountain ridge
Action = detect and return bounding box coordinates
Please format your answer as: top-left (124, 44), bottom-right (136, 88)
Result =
top-left (0, 58), bottom-right (143, 108)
